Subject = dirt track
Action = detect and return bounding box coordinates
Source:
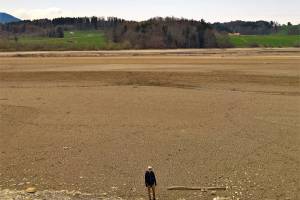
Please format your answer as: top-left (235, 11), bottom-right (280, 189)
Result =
top-left (0, 49), bottom-right (300, 200)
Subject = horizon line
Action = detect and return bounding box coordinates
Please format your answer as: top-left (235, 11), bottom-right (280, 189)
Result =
top-left (4, 13), bottom-right (298, 25)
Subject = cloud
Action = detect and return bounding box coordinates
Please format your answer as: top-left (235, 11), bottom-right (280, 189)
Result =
top-left (12, 7), bottom-right (71, 20)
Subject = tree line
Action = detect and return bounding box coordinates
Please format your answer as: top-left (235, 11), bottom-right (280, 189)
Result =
top-left (107, 17), bottom-right (217, 48)
top-left (0, 17), bottom-right (218, 48)
top-left (213, 20), bottom-right (299, 35)
top-left (0, 16), bottom-right (298, 49)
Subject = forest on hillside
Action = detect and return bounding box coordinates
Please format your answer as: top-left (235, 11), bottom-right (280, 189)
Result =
top-left (0, 17), bottom-right (299, 50)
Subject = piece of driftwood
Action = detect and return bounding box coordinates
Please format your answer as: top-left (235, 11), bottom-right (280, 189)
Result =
top-left (167, 186), bottom-right (226, 191)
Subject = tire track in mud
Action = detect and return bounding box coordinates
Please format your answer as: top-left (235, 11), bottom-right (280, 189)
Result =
top-left (1, 71), bottom-right (299, 98)
top-left (0, 71), bottom-right (299, 86)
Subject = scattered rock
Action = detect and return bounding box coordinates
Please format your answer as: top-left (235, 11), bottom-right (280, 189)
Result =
top-left (111, 186), bottom-right (118, 191)
top-left (1, 188), bottom-right (102, 199)
top-left (213, 197), bottom-right (231, 200)
top-left (72, 191), bottom-right (81, 197)
top-left (25, 187), bottom-right (37, 193)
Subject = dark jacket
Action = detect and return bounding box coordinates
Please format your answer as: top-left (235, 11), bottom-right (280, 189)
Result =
top-left (145, 170), bottom-right (157, 187)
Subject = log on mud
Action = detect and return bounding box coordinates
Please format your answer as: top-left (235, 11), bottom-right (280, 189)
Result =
top-left (167, 186), bottom-right (227, 191)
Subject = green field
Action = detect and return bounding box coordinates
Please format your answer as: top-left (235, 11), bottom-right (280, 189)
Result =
top-left (228, 35), bottom-right (300, 48)
top-left (1, 31), bottom-right (300, 51)
top-left (0, 31), bottom-right (107, 51)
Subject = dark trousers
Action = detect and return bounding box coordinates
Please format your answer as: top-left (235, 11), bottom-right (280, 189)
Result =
top-left (147, 185), bottom-right (156, 200)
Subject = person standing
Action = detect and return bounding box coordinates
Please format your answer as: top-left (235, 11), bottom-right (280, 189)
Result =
top-left (145, 166), bottom-right (157, 200)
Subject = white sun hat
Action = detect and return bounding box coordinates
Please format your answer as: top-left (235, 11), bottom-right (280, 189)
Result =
top-left (148, 166), bottom-right (153, 170)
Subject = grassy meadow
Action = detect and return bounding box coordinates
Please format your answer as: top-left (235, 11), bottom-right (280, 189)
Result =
top-left (228, 34), bottom-right (300, 48)
top-left (0, 31), bottom-right (107, 51)
top-left (0, 30), bottom-right (299, 51)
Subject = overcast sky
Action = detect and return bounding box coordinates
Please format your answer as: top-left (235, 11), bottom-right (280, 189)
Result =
top-left (1, 0), bottom-right (299, 24)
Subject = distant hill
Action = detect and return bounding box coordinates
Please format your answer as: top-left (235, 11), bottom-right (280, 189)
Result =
top-left (213, 20), bottom-right (277, 35)
top-left (0, 16), bottom-right (299, 50)
top-left (0, 12), bottom-right (21, 24)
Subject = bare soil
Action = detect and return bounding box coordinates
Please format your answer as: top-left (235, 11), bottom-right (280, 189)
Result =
top-left (0, 49), bottom-right (299, 200)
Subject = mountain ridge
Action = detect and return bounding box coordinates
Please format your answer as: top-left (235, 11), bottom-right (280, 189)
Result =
top-left (0, 12), bottom-right (21, 23)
